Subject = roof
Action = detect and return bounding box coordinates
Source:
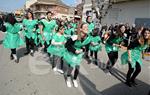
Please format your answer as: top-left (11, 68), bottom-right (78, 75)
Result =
top-left (36, 0), bottom-right (70, 8)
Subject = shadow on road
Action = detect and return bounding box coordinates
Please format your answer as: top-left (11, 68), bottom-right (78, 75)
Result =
top-left (109, 68), bottom-right (126, 83)
top-left (79, 73), bottom-right (102, 95)
top-left (102, 68), bottom-right (150, 95)
top-left (98, 61), bottom-right (126, 83)
top-left (79, 68), bottom-right (150, 95)
top-left (80, 57), bottom-right (150, 95)
top-left (17, 47), bottom-right (27, 59)
top-left (101, 80), bottom-right (150, 95)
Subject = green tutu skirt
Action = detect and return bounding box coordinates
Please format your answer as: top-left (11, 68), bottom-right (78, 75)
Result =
top-left (47, 45), bottom-right (66, 57)
top-left (121, 52), bottom-right (128, 65)
top-left (63, 51), bottom-right (84, 68)
top-left (3, 33), bottom-right (24, 49)
top-left (121, 51), bottom-right (143, 68)
top-left (89, 45), bottom-right (101, 51)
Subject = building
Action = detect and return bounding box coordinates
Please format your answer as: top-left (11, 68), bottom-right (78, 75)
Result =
top-left (82, 0), bottom-right (111, 22)
top-left (0, 11), bottom-right (2, 15)
top-left (102, 0), bottom-right (150, 27)
top-left (25, 0), bottom-right (75, 19)
top-left (82, 0), bottom-right (150, 27)
top-left (82, 0), bottom-right (92, 21)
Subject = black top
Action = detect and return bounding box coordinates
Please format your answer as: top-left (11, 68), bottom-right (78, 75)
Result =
top-left (106, 31), bottom-right (124, 46)
top-left (65, 36), bottom-right (86, 54)
top-left (65, 38), bottom-right (76, 54)
top-left (127, 38), bottom-right (140, 50)
top-left (0, 24), bottom-right (6, 32)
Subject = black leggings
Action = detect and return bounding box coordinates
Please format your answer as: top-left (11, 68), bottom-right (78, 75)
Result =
top-left (44, 41), bottom-right (51, 52)
top-left (11, 49), bottom-right (16, 55)
top-left (66, 65), bottom-right (80, 80)
top-left (126, 62), bottom-right (141, 82)
top-left (85, 43), bottom-right (90, 57)
top-left (145, 46), bottom-right (150, 52)
top-left (90, 51), bottom-right (98, 65)
top-left (25, 37), bottom-right (35, 52)
top-left (107, 51), bottom-right (118, 69)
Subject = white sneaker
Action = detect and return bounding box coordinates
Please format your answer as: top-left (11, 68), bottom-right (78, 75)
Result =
top-left (57, 69), bottom-right (64, 74)
top-left (13, 54), bottom-right (17, 60)
top-left (66, 77), bottom-right (72, 88)
top-left (53, 67), bottom-right (57, 72)
top-left (31, 50), bottom-right (34, 53)
top-left (106, 72), bottom-right (111, 76)
top-left (89, 57), bottom-right (93, 61)
top-left (73, 79), bottom-right (78, 88)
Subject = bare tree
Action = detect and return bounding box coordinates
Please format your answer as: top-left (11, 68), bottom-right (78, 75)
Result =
top-left (91, 0), bottom-right (112, 23)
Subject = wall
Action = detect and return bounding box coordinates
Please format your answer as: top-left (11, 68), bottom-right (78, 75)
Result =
top-left (26, 0), bottom-right (37, 9)
top-left (102, 0), bottom-right (150, 26)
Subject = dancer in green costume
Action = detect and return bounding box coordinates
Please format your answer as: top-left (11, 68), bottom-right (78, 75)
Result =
top-left (89, 28), bottom-right (102, 65)
top-left (63, 23), bottom-right (91, 88)
top-left (85, 16), bottom-right (95, 59)
top-left (23, 11), bottom-right (38, 56)
top-left (121, 28), bottom-right (150, 87)
top-left (40, 11), bottom-right (57, 52)
top-left (47, 25), bottom-right (66, 73)
top-left (86, 16), bottom-right (95, 35)
top-left (105, 24), bottom-right (126, 70)
top-left (1, 14), bottom-right (24, 63)
top-left (36, 21), bottom-right (45, 47)
top-left (64, 22), bottom-right (75, 39)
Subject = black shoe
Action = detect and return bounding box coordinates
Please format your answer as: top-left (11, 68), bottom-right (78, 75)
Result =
top-left (15, 58), bottom-right (19, 63)
top-left (125, 82), bottom-right (132, 87)
top-left (24, 51), bottom-right (30, 55)
top-left (131, 80), bottom-right (138, 86)
top-left (86, 55), bottom-right (89, 59)
top-left (44, 47), bottom-right (47, 53)
top-left (95, 61), bottom-right (98, 66)
top-left (10, 54), bottom-right (14, 60)
top-left (106, 66), bottom-right (112, 70)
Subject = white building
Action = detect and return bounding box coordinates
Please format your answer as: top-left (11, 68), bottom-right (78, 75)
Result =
top-left (82, 0), bottom-right (110, 22)
top-left (82, 0), bottom-right (150, 27)
top-left (82, 0), bottom-right (92, 21)
top-left (102, 0), bottom-right (150, 27)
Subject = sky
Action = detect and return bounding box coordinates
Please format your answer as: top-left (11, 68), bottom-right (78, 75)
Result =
top-left (0, 0), bottom-right (78, 12)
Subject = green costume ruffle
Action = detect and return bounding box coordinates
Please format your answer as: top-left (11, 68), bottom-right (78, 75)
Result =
top-left (47, 33), bottom-right (66, 57)
top-left (40, 19), bottom-right (57, 44)
top-left (3, 23), bottom-right (24, 48)
top-left (87, 22), bottom-right (95, 34)
top-left (105, 37), bottom-right (123, 53)
top-left (121, 45), bottom-right (148, 68)
top-left (89, 36), bottom-right (101, 51)
top-left (22, 19), bottom-right (38, 39)
top-left (63, 35), bottom-right (91, 67)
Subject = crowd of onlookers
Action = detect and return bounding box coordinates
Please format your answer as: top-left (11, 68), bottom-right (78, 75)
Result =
top-left (99, 23), bottom-right (150, 54)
